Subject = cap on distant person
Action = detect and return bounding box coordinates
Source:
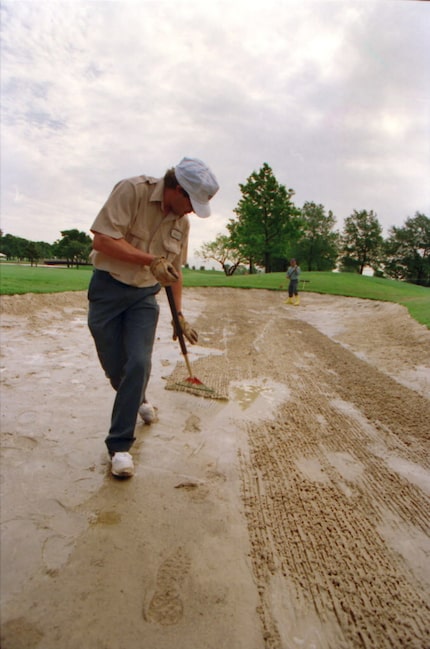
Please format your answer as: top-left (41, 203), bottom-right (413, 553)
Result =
top-left (175, 157), bottom-right (219, 218)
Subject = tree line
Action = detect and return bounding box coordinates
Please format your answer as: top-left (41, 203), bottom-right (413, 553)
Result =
top-left (0, 229), bottom-right (92, 268)
top-left (1, 165), bottom-right (429, 285)
top-left (197, 163), bottom-right (430, 286)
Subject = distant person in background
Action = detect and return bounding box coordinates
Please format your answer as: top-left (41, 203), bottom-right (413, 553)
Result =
top-left (285, 258), bottom-right (301, 306)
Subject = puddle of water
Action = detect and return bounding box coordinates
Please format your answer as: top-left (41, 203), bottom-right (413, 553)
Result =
top-left (166, 378), bottom-right (290, 431)
top-left (228, 379), bottom-right (290, 420)
top-left (89, 510), bottom-right (121, 526)
top-left (231, 384), bottom-right (262, 410)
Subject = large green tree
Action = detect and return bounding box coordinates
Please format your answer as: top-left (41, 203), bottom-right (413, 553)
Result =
top-left (296, 202), bottom-right (339, 271)
top-left (0, 233), bottom-right (30, 260)
top-left (53, 229), bottom-right (92, 268)
top-left (339, 210), bottom-right (383, 274)
top-left (227, 163), bottom-right (300, 273)
top-left (384, 212), bottom-right (430, 286)
top-left (24, 241), bottom-right (43, 266)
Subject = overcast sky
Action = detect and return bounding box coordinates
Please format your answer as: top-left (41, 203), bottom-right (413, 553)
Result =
top-left (1, 0), bottom-right (429, 265)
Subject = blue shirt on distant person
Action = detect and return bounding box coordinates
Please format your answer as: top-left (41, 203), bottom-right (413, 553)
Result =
top-left (286, 258), bottom-right (301, 301)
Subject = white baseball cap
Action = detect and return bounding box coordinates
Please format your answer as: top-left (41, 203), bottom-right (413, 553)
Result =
top-left (175, 157), bottom-right (219, 218)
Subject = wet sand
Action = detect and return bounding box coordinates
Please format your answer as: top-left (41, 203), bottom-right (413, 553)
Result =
top-left (1, 287), bottom-right (429, 649)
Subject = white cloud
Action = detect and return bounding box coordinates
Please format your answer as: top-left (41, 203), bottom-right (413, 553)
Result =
top-left (1, 0), bottom-right (429, 260)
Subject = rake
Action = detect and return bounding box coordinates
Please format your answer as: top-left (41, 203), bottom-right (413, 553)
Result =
top-left (165, 286), bottom-right (220, 397)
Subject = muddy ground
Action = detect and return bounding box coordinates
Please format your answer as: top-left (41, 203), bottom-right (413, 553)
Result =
top-left (1, 287), bottom-right (429, 649)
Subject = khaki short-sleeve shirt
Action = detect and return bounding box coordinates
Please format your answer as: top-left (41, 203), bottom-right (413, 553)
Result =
top-left (89, 176), bottom-right (189, 287)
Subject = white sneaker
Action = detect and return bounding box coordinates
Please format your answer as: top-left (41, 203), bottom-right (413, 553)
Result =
top-left (111, 452), bottom-right (134, 478)
top-left (138, 402), bottom-right (156, 424)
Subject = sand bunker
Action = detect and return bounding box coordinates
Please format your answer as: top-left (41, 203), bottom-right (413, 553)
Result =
top-left (1, 287), bottom-right (429, 649)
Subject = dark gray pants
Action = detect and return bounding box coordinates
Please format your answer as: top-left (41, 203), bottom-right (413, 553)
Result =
top-left (288, 279), bottom-right (298, 297)
top-left (88, 270), bottom-right (160, 454)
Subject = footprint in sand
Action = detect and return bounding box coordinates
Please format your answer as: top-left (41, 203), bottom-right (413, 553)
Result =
top-left (183, 414), bottom-right (201, 433)
top-left (145, 547), bottom-right (191, 625)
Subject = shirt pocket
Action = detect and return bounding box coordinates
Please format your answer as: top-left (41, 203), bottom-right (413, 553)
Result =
top-left (162, 227), bottom-right (183, 260)
top-left (125, 226), bottom-right (150, 250)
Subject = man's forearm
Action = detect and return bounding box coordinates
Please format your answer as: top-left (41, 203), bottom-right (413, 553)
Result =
top-left (91, 232), bottom-right (154, 267)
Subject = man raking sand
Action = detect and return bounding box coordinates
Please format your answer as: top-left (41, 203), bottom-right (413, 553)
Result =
top-left (87, 157), bottom-right (219, 478)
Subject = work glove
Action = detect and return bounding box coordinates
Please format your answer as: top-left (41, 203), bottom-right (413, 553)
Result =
top-left (150, 256), bottom-right (179, 286)
top-left (172, 314), bottom-right (198, 345)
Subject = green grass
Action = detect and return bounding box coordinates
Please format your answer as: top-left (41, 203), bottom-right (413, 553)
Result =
top-left (1, 263), bottom-right (429, 328)
top-left (0, 264), bottom-right (93, 294)
top-left (183, 269), bottom-right (430, 327)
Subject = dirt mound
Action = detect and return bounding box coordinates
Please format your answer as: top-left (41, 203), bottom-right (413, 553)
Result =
top-left (1, 291), bottom-right (87, 316)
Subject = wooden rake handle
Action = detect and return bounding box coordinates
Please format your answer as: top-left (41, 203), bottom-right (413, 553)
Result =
top-left (165, 286), bottom-right (194, 378)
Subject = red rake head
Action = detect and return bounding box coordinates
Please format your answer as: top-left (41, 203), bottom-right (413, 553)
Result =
top-left (185, 376), bottom-right (204, 385)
